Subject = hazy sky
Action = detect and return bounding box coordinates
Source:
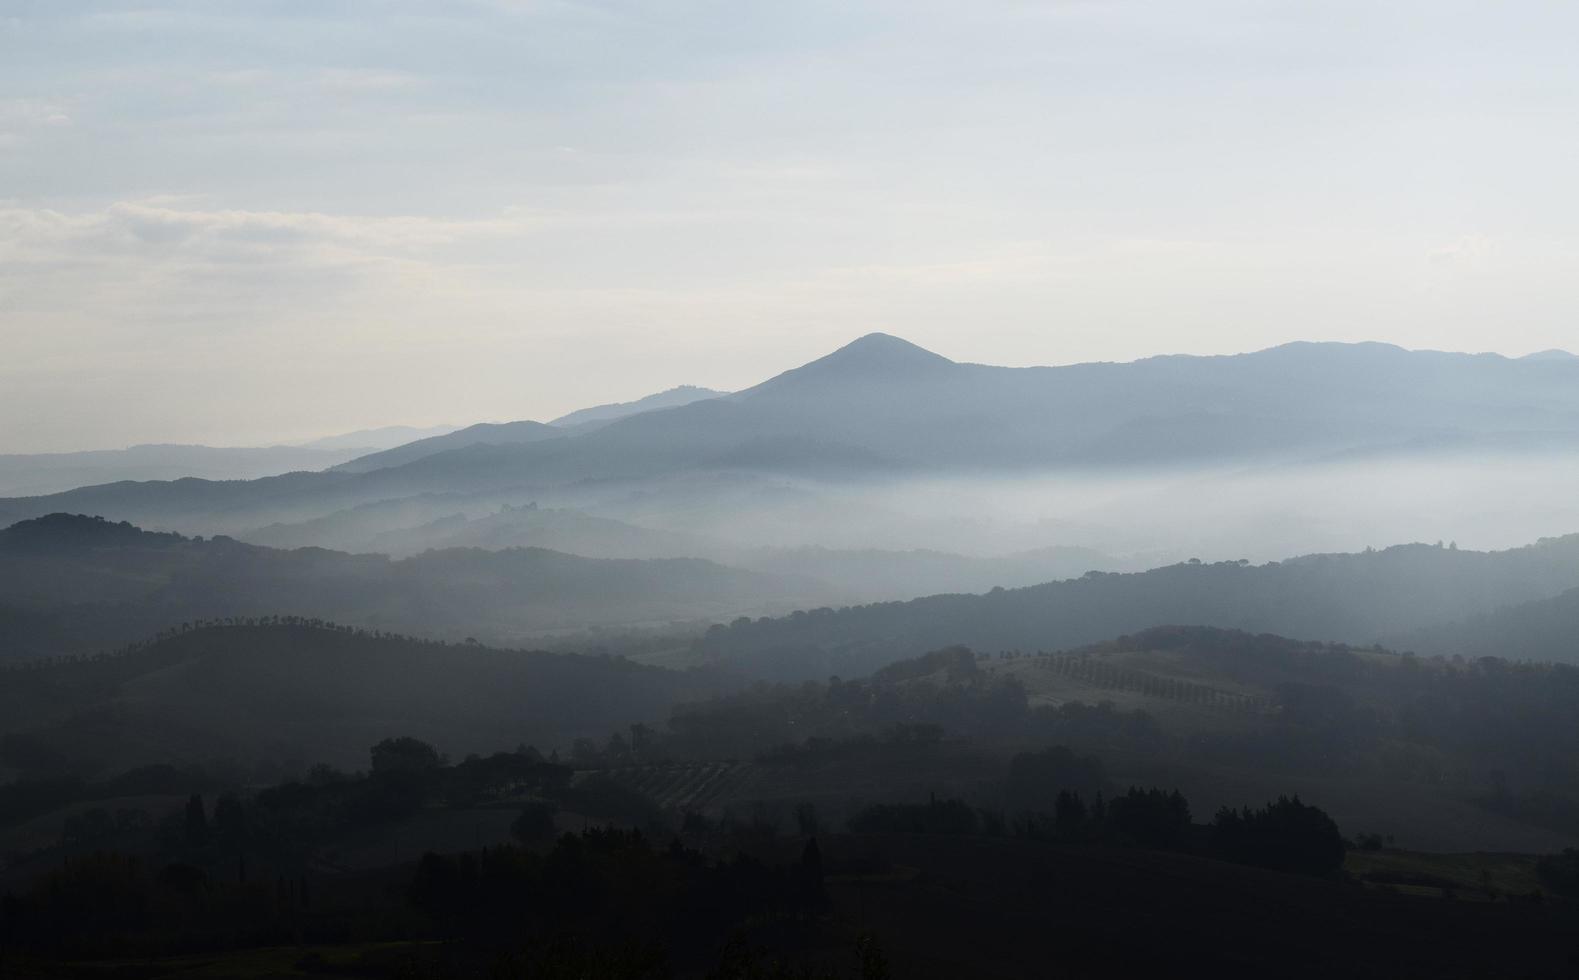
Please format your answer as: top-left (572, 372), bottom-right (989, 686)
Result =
top-left (4, 1), bottom-right (1578, 452)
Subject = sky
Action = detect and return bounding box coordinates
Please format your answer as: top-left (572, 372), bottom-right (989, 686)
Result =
top-left (3, 1), bottom-right (1578, 452)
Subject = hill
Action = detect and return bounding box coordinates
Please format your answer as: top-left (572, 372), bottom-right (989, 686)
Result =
top-left (601, 625), bottom-right (1579, 851)
top-left (247, 498), bottom-right (715, 558)
top-left (0, 623), bottom-right (729, 774)
top-left (0, 514), bottom-right (834, 661)
top-left (1386, 586), bottom-right (1579, 662)
top-left (692, 535), bottom-right (1579, 680)
top-left (733, 544), bottom-right (1130, 602)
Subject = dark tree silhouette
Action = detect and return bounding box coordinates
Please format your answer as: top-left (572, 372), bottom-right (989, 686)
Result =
top-left (370, 736), bottom-right (446, 774)
top-left (183, 794), bottom-right (208, 847)
top-left (1211, 795), bottom-right (1345, 875)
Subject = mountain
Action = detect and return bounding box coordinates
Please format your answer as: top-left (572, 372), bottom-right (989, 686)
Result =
top-left (0, 425), bottom-right (465, 497)
top-left (330, 419), bottom-right (564, 474)
top-left (6, 336), bottom-right (1579, 537)
top-left (549, 384), bottom-right (725, 428)
top-left (0, 514), bottom-right (837, 662)
top-left (296, 423), bottom-right (459, 451)
top-left (0, 443), bottom-right (368, 498)
top-left (692, 535), bottom-right (1579, 680)
top-left (328, 387), bottom-right (724, 477)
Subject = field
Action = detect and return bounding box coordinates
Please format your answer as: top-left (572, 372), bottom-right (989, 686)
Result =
top-left (1346, 848), bottom-right (1545, 899)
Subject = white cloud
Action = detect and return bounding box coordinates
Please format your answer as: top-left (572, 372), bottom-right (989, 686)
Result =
top-left (0, 98), bottom-right (72, 127)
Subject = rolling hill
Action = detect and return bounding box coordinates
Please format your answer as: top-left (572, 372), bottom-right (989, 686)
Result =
top-left (0, 514), bottom-right (835, 661)
top-left (1385, 586), bottom-right (1579, 663)
top-left (0, 623), bottom-right (731, 774)
top-left (692, 534), bottom-right (1579, 680)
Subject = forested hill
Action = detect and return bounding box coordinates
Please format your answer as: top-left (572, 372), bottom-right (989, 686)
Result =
top-left (0, 621), bottom-right (728, 774)
top-left (0, 514), bottom-right (831, 661)
top-left (1386, 586), bottom-right (1579, 663)
top-left (0, 512), bottom-right (184, 551)
top-left (695, 535), bottom-right (1579, 680)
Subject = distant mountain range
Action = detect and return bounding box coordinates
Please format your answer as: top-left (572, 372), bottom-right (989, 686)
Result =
top-left (329, 420), bottom-right (565, 474)
top-left (0, 444), bottom-right (367, 499)
top-left (329, 387), bottom-right (728, 475)
top-left (548, 385), bottom-right (726, 428)
top-left (294, 424), bottom-right (461, 451)
top-left (4, 336), bottom-right (1579, 558)
top-left (0, 425), bottom-right (459, 497)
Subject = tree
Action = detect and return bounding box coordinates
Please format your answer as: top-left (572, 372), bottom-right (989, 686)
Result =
top-left (797, 836), bottom-right (827, 911)
top-left (1054, 790), bottom-right (1087, 836)
top-left (856, 934), bottom-right (890, 980)
top-left (795, 802), bottom-right (821, 837)
top-left (1211, 795), bottom-right (1344, 876)
top-left (183, 793), bottom-right (208, 847)
top-left (1006, 746), bottom-right (1105, 814)
top-left (1107, 787), bottom-right (1191, 850)
top-left (510, 801), bottom-right (559, 844)
top-left (571, 738), bottom-right (601, 768)
top-left (212, 794), bottom-right (248, 851)
top-left (370, 736), bottom-right (445, 775)
top-left (1536, 848), bottom-right (1579, 897)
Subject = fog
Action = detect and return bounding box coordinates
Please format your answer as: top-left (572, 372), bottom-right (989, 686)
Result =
top-left (530, 453), bottom-right (1579, 572)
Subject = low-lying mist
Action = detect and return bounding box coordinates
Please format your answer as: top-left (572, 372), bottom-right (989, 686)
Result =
top-left (557, 452), bottom-right (1579, 570)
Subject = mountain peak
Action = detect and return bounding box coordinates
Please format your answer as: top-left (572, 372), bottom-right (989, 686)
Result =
top-left (828, 332), bottom-right (953, 366)
top-left (744, 334), bottom-right (955, 398)
top-left (740, 333), bottom-right (956, 399)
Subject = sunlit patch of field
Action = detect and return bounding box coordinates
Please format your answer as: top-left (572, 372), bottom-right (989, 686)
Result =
top-left (1346, 849), bottom-right (1545, 900)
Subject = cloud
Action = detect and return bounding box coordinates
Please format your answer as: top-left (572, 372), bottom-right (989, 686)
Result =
top-left (0, 201), bottom-right (546, 371)
top-left (0, 202), bottom-right (529, 269)
top-left (0, 98), bottom-right (72, 147)
top-left (0, 98), bottom-right (72, 128)
top-left (1428, 235), bottom-right (1496, 267)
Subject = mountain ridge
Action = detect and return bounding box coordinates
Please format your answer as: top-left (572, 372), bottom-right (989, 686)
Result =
top-left (6, 337), bottom-right (1579, 537)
